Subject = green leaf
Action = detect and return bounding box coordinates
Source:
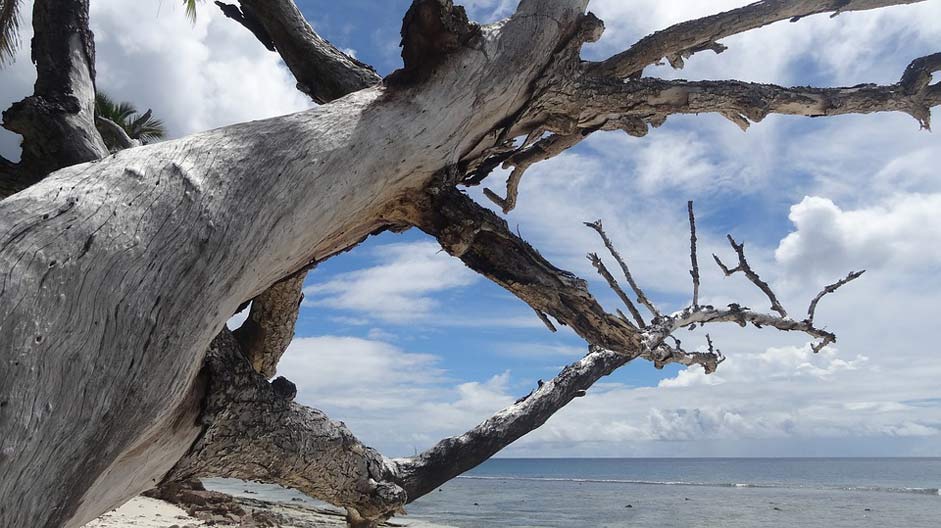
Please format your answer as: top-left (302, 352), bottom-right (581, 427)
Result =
top-left (0, 0), bottom-right (21, 65)
top-left (183, 0), bottom-right (199, 23)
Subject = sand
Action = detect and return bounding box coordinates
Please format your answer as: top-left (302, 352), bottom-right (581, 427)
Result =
top-left (83, 497), bottom-right (206, 527)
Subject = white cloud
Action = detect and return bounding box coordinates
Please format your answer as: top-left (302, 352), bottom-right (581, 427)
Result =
top-left (304, 241), bottom-right (477, 323)
top-left (0, 0), bottom-right (311, 162)
top-left (278, 336), bottom-right (446, 412)
top-left (90, 1), bottom-right (311, 138)
top-left (776, 194), bottom-right (941, 281)
top-left (278, 335), bottom-right (519, 455)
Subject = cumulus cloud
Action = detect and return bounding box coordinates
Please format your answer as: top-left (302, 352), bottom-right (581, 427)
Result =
top-left (776, 194), bottom-right (941, 280)
top-left (0, 0), bottom-right (311, 162)
top-left (278, 335), bottom-right (518, 455)
top-left (278, 336), bottom-right (446, 412)
top-left (304, 241), bottom-right (477, 323)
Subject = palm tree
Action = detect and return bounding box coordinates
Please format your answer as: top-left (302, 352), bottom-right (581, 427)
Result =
top-left (1, 1), bottom-right (201, 63)
top-left (0, 0), bottom-right (22, 64)
top-left (95, 92), bottom-right (167, 150)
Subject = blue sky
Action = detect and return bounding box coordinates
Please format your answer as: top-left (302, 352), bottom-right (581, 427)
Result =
top-left (1, 0), bottom-right (940, 458)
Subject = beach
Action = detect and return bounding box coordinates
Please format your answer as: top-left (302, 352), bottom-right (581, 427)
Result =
top-left (84, 485), bottom-right (450, 528)
top-left (85, 459), bottom-right (941, 528)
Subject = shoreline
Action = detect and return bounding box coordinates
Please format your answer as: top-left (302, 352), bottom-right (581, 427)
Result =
top-left (85, 484), bottom-right (450, 528)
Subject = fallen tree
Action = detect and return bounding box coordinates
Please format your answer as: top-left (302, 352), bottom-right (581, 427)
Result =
top-left (0, 0), bottom-right (937, 527)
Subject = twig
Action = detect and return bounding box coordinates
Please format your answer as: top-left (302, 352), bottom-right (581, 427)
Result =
top-left (585, 220), bottom-right (661, 319)
top-left (534, 309), bottom-right (558, 333)
top-left (807, 270), bottom-right (866, 324)
top-left (484, 132), bottom-right (585, 213)
top-left (713, 235), bottom-right (788, 318)
top-left (588, 253), bottom-right (644, 328)
top-left (687, 201), bottom-right (700, 308)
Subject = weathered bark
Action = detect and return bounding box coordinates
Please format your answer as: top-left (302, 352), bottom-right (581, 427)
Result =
top-left (234, 0), bottom-right (381, 103)
top-left (234, 269), bottom-right (307, 378)
top-left (168, 330), bottom-right (405, 524)
top-left (0, 2), bottom-right (591, 527)
top-left (95, 116), bottom-right (141, 151)
top-left (213, 1), bottom-right (276, 51)
top-left (563, 66), bottom-right (941, 132)
top-left (0, 1), bottom-right (935, 527)
top-left (0, 0), bottom-right (107, 195)
top-left (393, 346), bottom-right (630, 501)
top-left (394, 187), bottom-right (643, 355)
top-left (594, 0), bottom-right (927, 78)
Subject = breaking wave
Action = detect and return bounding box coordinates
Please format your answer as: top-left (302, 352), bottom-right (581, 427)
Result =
top-left (456, 476), bottom-right (940, 496)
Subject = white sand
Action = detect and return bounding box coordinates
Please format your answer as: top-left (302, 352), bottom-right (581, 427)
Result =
top-left (83, 497), bottom-right (205, 528)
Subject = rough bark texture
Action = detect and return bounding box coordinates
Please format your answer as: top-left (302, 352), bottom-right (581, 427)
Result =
top-left (394, 187), bottom-right (643, 355)
top-left (560, 72), bottom-right (941, 132)
top-left (0, 0), bottom-right (107, 195)
top-left (168, 330), bottom-right (404, 524)
top-left (234, 269), bottom-right (307, 378)
top-left (594, 0), bottom-right (927, 78)
top-left (0, 1), bottom-right (937, 527)
top-left (0, 2), bottom-right (591, 527)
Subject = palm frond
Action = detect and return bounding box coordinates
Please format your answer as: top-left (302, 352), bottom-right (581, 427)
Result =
top-left (96, 93), bottom-right (136, 128)
top-left (95, 91), bottom-right (167, 149)
top-left (127, 109), bottom-right (166, 144)
top-left (183, 0), bottom-right (199, 23)
top-left (0, 0), bottom-right (21, 65)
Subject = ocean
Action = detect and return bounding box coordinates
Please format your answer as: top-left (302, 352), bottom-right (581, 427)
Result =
top-left (205, 458), bottom-right (941, 527)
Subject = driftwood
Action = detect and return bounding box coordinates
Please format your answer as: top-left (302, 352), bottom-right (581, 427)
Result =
top-left (0, 1), bottom-right (935, 527)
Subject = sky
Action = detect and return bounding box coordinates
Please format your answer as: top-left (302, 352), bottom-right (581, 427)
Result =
top-left (1, 0), bottom-right (940, 458)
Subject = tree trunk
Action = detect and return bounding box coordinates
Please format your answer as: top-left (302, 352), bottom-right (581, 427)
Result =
top-left (1, 0), bottom-right (936, 527)
top-left (0, 3), bottom-right (589, 527)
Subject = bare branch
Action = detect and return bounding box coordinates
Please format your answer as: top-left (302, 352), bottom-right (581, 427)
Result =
top-left (646, 302), bottom-right (839, 355)
top-left (95, 116), bottom-right (140, 151)
top-left (584, 220), bottom-right (661, 319)
top-left (534, 308), bottom-right (558, 332)
top-left (901, 52), bottom-right (941, 95)
top-left (705, 334), bottom-right (721, 358)
top-left (166, 330), bottom-right (406, 527)
top-left (394, 346), bottom-right (631, 501)
top-left (688, 200), bottom-right (701, 308)
top-left (556, 54), bottom-right (941, 135)
top-left (234, 0), bottom-right (381, 103)
top-left (483, 131), bottom-right (585, 213)
top-left (714, 235), bottom-right (788, 318)
top-left (807, 270), bottom-right (866, 324)
top-left (587, 253), bottom-right (644, 328)
top-left (214, 1), bottom-right (275, 51)
top-left (593, 0), bottom-right (926, 79)
top-left (399, 188), bottom-right (644, 355)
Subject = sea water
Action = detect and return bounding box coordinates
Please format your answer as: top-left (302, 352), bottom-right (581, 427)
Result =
top-left (206, 458), bottom-right (941, 527)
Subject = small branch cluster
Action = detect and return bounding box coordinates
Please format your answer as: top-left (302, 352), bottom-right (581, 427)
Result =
top-left (587, 202), bottom-right (864, 373)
